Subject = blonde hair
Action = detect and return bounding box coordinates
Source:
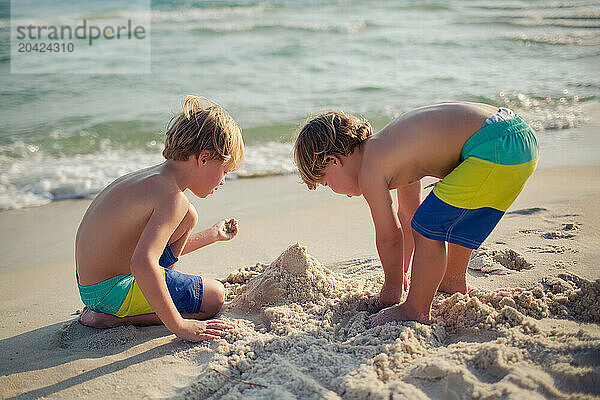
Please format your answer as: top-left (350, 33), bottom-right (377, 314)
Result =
top-left (163, 95), bottom-right (244, 171)
top-left (293, 111), bottom-right (372, 190)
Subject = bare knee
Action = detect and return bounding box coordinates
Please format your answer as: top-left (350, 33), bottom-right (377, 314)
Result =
top-left (411, 228), bottom-right (427, 245)
top-left (200, 278), bottom-right (225, 317)
top-left (412, 229), bottom-right (445, 251)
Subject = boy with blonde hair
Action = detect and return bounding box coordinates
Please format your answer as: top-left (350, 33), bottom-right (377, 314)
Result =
top-left (76, 96), bottom-right (243, 341)
top-left (294, 102), bottom-right (539, 325)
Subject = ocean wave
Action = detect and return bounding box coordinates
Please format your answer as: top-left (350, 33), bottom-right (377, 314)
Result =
top-left (465, 1), bottom-right (599, 11)
top-left (1, 4), bottom-right (263, 29)
top-left (3, 9), bottom-right (150, 29)
top-left (190, 20), bottom-right (367, 34)
top-left (0, 149), bottom-right (158, 211)
top-left (352, 86), bottom-right (385, 93)
top-left (150, 5), bottom-right (265, 23)
top-left (457, 3), bottom-right (600, 29)
top-left (0, 17), bottom-right (74, 29)
top-left (502, 18), bottom-right (600, 29)
top-left (236, 142), bottom-right (295, 177)
top-left (505, 32), bottom-right (600, 46)
top-left (457, 16), bottom-right (600, 29)
top-left (0, 119), bottom-right (163, 160)
top-left (475, 92), bottom-right (595, 132)
top-left (395, 3), bottom-right (451, 11)
top-left (0, 142), bottom-right (295, 212)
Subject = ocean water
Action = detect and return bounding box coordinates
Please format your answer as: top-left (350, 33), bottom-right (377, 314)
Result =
top-left (0, 0), bottom-right (599, 210)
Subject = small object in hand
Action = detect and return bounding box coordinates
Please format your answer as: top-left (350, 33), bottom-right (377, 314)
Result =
top-left (224, 220), bottom-right (235, 233)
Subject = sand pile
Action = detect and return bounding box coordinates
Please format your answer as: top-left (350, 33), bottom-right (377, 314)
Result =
top-left (179, 244), bottom-right (600, 400)
top-left (468, 247), bottom-right (533, 275)
top-left (227, 244), bottom-right (379, 313)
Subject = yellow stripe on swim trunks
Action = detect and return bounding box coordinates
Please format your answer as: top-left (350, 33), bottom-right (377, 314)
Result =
top-left (115, 268), bottom-right (166, 317)
top-left (433, 156), bottom-right (538, 213)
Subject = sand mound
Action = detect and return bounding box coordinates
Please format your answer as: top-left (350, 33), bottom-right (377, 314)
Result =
top-left (223, 263), bottom-right (267, 303)
top-left (469, 248), bottom-right (533, 275)
top-left (227, 244), bottom-right (377, 315)
top-left (179, 244), bottom-right (600, 399)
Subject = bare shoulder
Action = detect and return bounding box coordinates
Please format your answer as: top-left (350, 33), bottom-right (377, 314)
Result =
top-left (146, 175), bottom-right (189, 215)
top-left (358, 139), bottom-right (388, 194)
top-left (91, 166), bottom-right (189, 219)
top-left (133, 175), bottom-right (191, 233)
top-left (359, 136), bottom-right (387, 175)
top-left (359, 134), bottom-right (413, 192)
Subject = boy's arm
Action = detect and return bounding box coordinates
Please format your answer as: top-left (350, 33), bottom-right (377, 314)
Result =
top-left (361, 176), bottom-right (406, 304)
top-left (181, 219), bottom-right (238, 256)
top-left (131, 193), bottom-right (225, 341)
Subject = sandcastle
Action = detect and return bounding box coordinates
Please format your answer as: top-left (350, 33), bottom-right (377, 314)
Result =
top-left (227, 243), bottom-right (361, 313)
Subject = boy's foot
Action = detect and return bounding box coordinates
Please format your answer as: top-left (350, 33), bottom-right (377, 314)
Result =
top-left (378, 285), bottom-right (404, 308)
top-left (79, 307), bottom-right (121, 328)
top-left (437, 279), bottom-right (469, 295)
top-left (370, 303), bottom-right (432, 327)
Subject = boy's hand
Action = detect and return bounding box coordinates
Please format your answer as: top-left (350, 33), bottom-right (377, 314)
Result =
top-left (174, 319), bottom-right (235, 342)
top-left (213, 218), bottom-right (238, 241)
top-left (379, 281), bottom-right (404, 308)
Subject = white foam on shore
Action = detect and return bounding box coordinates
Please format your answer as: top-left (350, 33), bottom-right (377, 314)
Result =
top-left (0, 142), bottom-right (295, 211)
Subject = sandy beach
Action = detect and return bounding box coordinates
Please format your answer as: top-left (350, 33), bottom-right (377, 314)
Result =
top-left (2, 0), bottom-right (600, 397)
top-left (2, 117), bottom-right (600, 399)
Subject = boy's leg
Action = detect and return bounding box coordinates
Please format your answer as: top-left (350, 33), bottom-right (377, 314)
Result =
top-left (79, 278), bottom-right (225, 328)
top-left (188, 278), bottom-right (226, 319)
top-left (396, 180), bottom-right (421, 293)
top-left (371, 230), bottom-right (446, 326)
top-left (167, 204), bottom-right (198, 267)
top-left (438, 243), bottom-right (472, 294)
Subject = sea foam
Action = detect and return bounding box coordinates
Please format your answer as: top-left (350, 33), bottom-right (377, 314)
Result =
top-left (0, 142), bottom-right (295, 211)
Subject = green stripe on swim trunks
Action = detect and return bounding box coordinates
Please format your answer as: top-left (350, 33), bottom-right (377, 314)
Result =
top-left (461, 117), bottom-right (540, 165)
top-left (433, 157), bottom-right (538, 212)
top-left (78, 274), bottom-right (135, 315)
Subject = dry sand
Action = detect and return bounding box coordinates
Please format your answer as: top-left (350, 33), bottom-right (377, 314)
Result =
top-left (1, 164), bottom-right (600, 397)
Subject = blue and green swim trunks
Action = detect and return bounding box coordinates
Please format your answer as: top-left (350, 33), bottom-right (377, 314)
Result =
top-left (411, 108), bottom-right (539, 249)
top-left (77, 244), bottom-right (203, 317)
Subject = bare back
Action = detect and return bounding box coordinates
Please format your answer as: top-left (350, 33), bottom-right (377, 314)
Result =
top-left (75, 163), bottom-right (184, 285)
top-left (362, 102), bottom-right (499, 189)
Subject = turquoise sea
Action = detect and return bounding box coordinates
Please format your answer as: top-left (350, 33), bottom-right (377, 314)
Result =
top-left (0, 0), bottom-right (599, 210)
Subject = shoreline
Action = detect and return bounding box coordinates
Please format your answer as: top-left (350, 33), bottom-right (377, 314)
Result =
top-left (2, 100), bottom-right (599, 214)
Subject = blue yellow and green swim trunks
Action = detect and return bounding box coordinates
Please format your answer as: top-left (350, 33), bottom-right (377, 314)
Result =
top-left (411, 108), bottom-right (539, 249)
top-left (77, 244), bottom-right (203, 317)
